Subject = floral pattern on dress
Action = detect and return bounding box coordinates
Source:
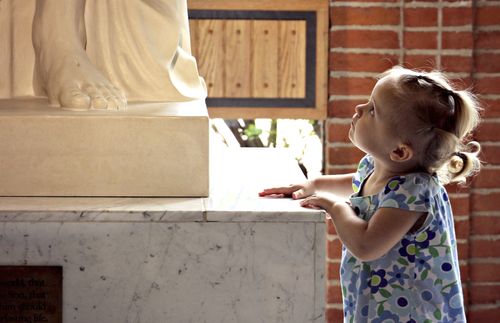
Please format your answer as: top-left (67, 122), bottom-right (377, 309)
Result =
top-left (341, 155), bottom-right (466, 323)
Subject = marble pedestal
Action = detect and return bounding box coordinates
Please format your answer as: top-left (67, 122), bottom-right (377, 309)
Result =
top-left (0, 149), bottom-right (326, 322)
top-left (0, 98), bottom-right (209, 197)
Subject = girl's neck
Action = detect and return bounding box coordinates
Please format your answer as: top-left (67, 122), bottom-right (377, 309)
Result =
top-left (363, 159), bottom-right (413, 196)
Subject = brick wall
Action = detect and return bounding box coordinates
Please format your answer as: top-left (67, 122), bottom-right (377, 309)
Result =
top-left (325, 1), bottom-right (500, 322)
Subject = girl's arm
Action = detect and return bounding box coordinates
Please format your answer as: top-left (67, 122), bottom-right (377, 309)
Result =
top-left (259, 173), bottom-right (355, 200)
top-left (301, 196), bottom-right (425, 262)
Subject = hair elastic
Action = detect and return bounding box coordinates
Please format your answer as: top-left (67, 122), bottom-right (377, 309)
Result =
top-left (454, 152), bottom-right (468, 163)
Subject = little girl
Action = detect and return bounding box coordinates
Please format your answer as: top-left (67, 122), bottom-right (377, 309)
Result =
top-left (260, 66), bottom-right (481, 322)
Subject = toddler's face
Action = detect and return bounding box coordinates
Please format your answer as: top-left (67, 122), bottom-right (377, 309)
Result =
top-left (349, 75), bottom-right (401, 159)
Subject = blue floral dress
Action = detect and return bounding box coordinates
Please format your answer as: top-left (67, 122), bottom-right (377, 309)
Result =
top-left (341, 155), bottom-right (466, 323)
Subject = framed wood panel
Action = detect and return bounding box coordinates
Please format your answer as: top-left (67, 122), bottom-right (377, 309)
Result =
top-left (188, 0), bottom-right (328, 119)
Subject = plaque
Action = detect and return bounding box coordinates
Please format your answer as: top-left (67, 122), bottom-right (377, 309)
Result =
top-left (0, 266), bottom-right (62, 323)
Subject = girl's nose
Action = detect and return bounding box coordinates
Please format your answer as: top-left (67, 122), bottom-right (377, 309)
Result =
top-left (354, 104), bottom-right (363, 116)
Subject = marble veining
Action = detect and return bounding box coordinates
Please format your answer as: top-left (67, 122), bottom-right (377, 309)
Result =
top-left (0, 197), bottom-right (204, 222)
top-left (0, 221), bottom-right (324, 322)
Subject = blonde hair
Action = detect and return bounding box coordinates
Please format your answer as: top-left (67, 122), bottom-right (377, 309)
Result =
top-left (380, 66), bottom-right (481, 184)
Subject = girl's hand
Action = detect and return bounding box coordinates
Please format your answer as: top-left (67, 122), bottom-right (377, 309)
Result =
top-left (300, 193), bottom-right (348, 212)
top-left (258, 181), bottom-right (314, 199)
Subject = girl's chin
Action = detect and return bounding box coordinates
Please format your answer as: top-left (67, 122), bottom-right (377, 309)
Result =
top-left (348, 129), bottom-right (355, 143)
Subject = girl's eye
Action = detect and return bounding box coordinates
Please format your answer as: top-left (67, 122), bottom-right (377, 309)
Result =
top-left (369, 108), bottom-right (375, 116)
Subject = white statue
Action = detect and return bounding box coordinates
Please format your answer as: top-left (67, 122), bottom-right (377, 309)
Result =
top-left (0, 0), bottom-right (206, 111)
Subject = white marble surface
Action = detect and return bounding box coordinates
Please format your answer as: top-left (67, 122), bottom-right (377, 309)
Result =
top-left (0, 197), bottom-right (204, 222)
top-left (0, 148), bottom-right (326, 322)
top-left (0, 222), bottom-right (324, 323)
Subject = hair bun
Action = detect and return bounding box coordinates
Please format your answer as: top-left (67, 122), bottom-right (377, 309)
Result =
top-left (448, 154), bottom-right (465, 174)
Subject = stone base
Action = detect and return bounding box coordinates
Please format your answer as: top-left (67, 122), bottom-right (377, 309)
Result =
top-left (0, 98), bottom-right (209, 197)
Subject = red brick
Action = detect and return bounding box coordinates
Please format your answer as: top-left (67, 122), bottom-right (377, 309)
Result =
top-left (327, 218), bottom-right (337, 235)
top-left (442, 32), bottom-right (473, 49)
top-left (403, 55), bottom-right (437, 70)
top-left (475, 122), bottom-right (500, 141)
top-left (328, 99), bottom-right (361, 118)
top-left (476, 54), bottom-right (500, 73)
top-left (404, 8), bottom-right (437, 27)
top-left (460, 262), bottom-right (469, 282)
top-left (454, 219), bottom-right (470, 239)
top-left (329, 77), bottom-right (376, 96)
top-left (328, 238), bottom-right (343, 259)
top-left (447, 183), bottom-right (472, 194)
top-left (471, 239), bottom-right (500, 258)
top-left (471, 216), bottom-right (500, 235)
top-left (326, 308), bottom-right (344, 323)
top-left (476, 7), bottom-right (500, 26)
top-left (472, 191), bottom-right (500, 212)
top-left (328, 261), bottom-right (341, 280)
top-left (450, 196), bottom-right (470, 217)
top-left (474, 168), bottom-right (500, 189)
top-left (445, 183), bottom-right (471, 195)
top-left (462, 284), bottom-right (469, 307)
top-left (330, 30), bottom-right (399, 49)
top-left (480, 99), bottom-right (500, 118)
top-left (441, 55), bottom-right (473, 73)
top-left (328, 146), bottom-right (365, 165)
top-left (330, 53), bottom-right (399, 73)
top-left (328, 122), bottom-right (351, 143)
top-left (326, 166), bottom-right (357, 175)
top-left (475, 77), bottom-right (500, 95)
top-left (450, 77), bottom-right (473, 90)
top-left (470, 263), bottom-right (500, 282)
top-left (468, 307), bottom-right (500, 323)
top-left (331, 7), bottom-right (400, 26)
top-left (327, 285), bottom-right (343, 304)
top-left (470, 284), bottom-right (500, 304)
top-left (480, 145), bottom-right (500, 165)
top-left (476, 31), bottom-right (500, 49)
top-left (443, 7), bottom-right (474, 26)
top-left (457, 243), bottom-right (469, 262)
top-left (404, 31), bottom-right (437, 49)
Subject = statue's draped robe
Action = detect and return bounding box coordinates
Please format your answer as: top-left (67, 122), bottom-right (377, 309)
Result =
top-left (0, 0), bottom-right (207, 101)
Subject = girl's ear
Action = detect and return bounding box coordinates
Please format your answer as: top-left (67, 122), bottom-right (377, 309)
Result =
top-left (390, 144), bottom-right (413, 162)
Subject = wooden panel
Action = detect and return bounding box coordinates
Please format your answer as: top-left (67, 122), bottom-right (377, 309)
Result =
top-left (188, 0), bottom-right (329, 119)
top-left (251, 20), bottom-right (279, 98)
top-left (278, 20), bottom-right (306, 98)
top-left (188, 19), bottom-right (199, 60)
top-left (193, 19), bottom-right (225, 97)
top-left (189, 0), bottom-right (327, 11)
top-left (224, 20), bottom-right (251, 97)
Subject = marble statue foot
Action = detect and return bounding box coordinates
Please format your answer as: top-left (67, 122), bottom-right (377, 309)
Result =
top-left (32, 0), bottom-right (126, 111)
top-left (34, 50), bottom-right (127, 111)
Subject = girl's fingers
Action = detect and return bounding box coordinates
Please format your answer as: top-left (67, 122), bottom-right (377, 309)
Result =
top-left (301, 196), bottom-right (329, 210)
top-left (259, 185), bottom-right (300, 197)
top-left (292, 188), bottom-right (305, 199)
top-left (260, 193), bottom-right (285, 198)
top-left (300, 196), bottom-right (318, 207)
top-left (259, 188), bottom-right (285, 196)
top-left (301, 203), bottom-right (322, 210)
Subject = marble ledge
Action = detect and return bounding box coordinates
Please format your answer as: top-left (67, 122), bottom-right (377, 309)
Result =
top-left (0, 197), bottom-right (204, 222)
top-left (0, 196), bottom-right (325, 223)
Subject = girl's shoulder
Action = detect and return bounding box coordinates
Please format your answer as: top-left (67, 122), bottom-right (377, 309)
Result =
top-left (377, 171), bottom-right (445, 213)
top-left (352, 155), bottom-right (375, 193)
